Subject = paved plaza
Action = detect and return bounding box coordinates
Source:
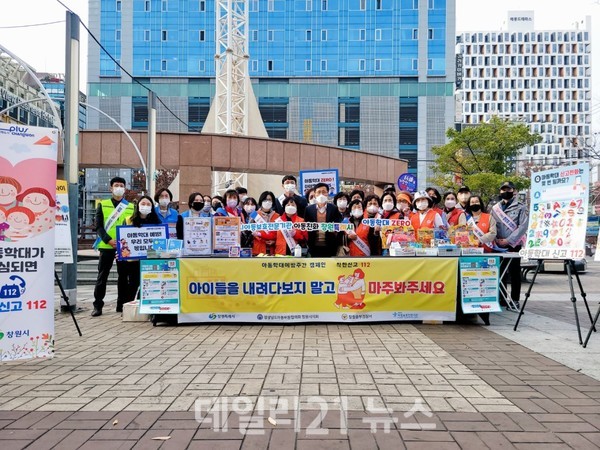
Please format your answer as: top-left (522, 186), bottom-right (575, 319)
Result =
top-left (0, 262), bottom-right (599, 449)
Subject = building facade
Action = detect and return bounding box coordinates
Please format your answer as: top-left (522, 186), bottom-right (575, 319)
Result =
top-left (87, 0), bottom-right (456, 185)
top-left (457, 11), bottom-right (592, 167)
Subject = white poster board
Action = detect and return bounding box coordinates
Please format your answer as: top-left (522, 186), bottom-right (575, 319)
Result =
top-left (0, 125), bottom-right (58, 361)
top-left (299, 169), bottom-right (339, 197)
top-left (54, 180), bottom-right (74, 264)
top-left (522, 163), bottom-right (589, 260)
top-left (183, 217), bottom-right (212, 256)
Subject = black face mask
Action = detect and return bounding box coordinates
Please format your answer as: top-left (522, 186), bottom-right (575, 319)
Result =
top-left (212, 202), bottom-right (222, 211)
top-left (192, 201), bottom-right (204, 211)
top-left (500, 191), bottom-right (513, 200)
top-left (431, 196), bottom-right (440, 205)
top-left (469, 204), bottom-right (482, 212)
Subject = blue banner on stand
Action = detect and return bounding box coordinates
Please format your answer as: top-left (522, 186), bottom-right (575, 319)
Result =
top-left (459, 256), bottom-right (502, 314)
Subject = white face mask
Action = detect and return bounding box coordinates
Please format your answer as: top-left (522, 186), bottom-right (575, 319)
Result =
top-left (244, 205), bottom-right (256, 214)
top-left (285, 205), bottom-right (297, 216)
top-left (367, 205), bottom-right (379, 215)
top-left (416, 201), bottom-right (428, 211)
top-left (337, 200), bottom-right (348, 209)
top-left (351, 209), bottom-right (363, 218)
top-left (445, 199), bottom-right (456, 209)
top-left (262, 200), bottom-right (272, 210)
top-left (240, 195), bottom-right (248, 203)
top-left (382, 202), bottom-right (394, 211)
top-left (227, 199), bottom-right (238, 209)
top-left (159, 198), bottom-right (170, 208)
top-left (316, 194), bottom-right (328, 204)
top-left (203, 203), bottom-right (212, 211)
top-left (139, 205), bottom-right (152, 216)
top-left (284, 184), bottom-right (296, 192)
top-left (309, 198), bottom-right (317, 205)
top-left (112, 186), bottom-right (125, 197)
top-left (458, 193), bottom-right (470, 203)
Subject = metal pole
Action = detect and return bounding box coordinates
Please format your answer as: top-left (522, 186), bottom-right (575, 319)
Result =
top-left (61, 11), bottom-right (80, 312)
top-left (147, 91), bottom-right (157, 195)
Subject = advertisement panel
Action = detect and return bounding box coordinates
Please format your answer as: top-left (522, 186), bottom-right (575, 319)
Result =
top-left (299, 169), bottom-right (339, 197)
top-left (0, 125), bottom-right (58, 361)
top-left (54, 180), bottom-right (73, 264)
top-left (459, 256), bottom-right (501, 314)
top-left (139, 259), bottom-right (180, 314)
top-left (116, 224), bottom-right (169, 260)
top-left (178, 258), bottom-right (457, 323)
top-left (522, 163), bottom-right (589, 260)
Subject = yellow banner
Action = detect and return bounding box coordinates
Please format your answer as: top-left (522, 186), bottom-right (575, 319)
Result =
top-left (179, 258), bottom-right (457, 323)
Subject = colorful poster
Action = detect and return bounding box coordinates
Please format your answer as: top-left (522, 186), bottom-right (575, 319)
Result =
top-left (54, 180), bottom-right (73, 264)
top-left (522, 163), bottom-right (589, 260)
top-left (0, 125), bottom-right (58, 361)
top-left (183, 217), bottom-right (212, 255)
top-left (116, 224), bottom-right (169, 260)
top-left (213, 217), bottom-right (240, 254)
top-left (397, 173), bottom-right (417, 192)
top-left (139, 259), bottom-right (180, 314)
top-left (178, 257), bottom-right (457, 323)
top-left (299, 169), bottom-right (339, 197)
top-left (459, 256), bottom-right (501, 314)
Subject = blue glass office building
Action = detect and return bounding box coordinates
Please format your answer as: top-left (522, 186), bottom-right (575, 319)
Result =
top-left (88, 0), bottom-right (455, 182)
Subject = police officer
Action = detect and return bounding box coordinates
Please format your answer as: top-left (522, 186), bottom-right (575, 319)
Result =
top-left (92, 177), bottom-right (135, 316)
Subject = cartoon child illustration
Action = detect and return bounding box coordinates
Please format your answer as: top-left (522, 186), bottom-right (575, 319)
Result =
top-left (5, 206), bottom-right (35, 241)
top-left (16, 187), bottom-right (56, 236)
top-left (0, 176), bottom-right (22, 209)
top-left (335, 268), bottom-right (366, 310)
top-left (120, 239), bottom-right (131, 258)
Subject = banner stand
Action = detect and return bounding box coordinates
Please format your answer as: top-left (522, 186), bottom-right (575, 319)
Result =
top-left (54, 268), bottom-right (82, 337)
top-left (514, 259), bottom-right (596, 346)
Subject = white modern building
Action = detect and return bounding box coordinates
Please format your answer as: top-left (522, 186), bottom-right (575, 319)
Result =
top-left (456, 11), bottom-right (592, 167)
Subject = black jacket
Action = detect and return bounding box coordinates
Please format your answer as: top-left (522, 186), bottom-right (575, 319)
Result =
top-left (304, 203), bottom-right (342, 257)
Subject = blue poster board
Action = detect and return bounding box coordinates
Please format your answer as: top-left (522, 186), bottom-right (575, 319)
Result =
top-left (459, 256), bottom-right (502, 314)
top-left (139, 259), bottom-right (180, 314)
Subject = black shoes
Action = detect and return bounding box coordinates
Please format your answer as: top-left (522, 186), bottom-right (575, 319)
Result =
top-left (116, 305), bottom-right (123, 313)
top-left (91, 308), bottom-right (102, 317)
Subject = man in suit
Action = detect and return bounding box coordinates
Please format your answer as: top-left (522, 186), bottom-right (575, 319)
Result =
top-left (304, 182), bottom-right (342, 257)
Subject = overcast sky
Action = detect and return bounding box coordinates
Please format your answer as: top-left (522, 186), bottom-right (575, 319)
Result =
top-left (0, 0), bottom-right (598, 129)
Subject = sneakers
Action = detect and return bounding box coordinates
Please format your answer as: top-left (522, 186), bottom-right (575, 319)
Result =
top-left (91, 308), bottom-right (102, 317)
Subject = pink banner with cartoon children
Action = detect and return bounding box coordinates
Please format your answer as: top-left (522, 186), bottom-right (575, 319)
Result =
top-left (0, 125), bottom-right (58, 361)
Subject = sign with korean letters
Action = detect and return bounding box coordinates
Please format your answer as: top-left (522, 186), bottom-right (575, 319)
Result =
top-left (116, 224), bottom-right (169, 260)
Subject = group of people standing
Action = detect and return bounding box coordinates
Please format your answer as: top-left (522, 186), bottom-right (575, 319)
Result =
top-left (92, 175), bottom-right (527, 317)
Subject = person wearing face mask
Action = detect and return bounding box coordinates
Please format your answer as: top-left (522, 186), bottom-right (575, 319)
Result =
top-left (122, 195), bottom-right (162, 308)
top-left (396, 192), bottom-right (413, 219)
top-left (380, 192), bottom-right (401, 220)
top-left (466, 195), bottom-right (496, 252)
top-left (274, 197), bottom-right (308, 255)
top-left (211, 195), bottom-right (225, 212)
top-left (214, 189), bottom-right (244, 220)
top-left (346, 198), bottom-right (382, 257)
top-left (305, 188), bottom-right (316, 205)
top-left (410, 191), bottom-right (444, 233)
top-left (251, 191), bottom-right (280, 255)
top-left (304, 183), bottom-right (343, 257)
top-left (442, 192), bottom-right (466, 227)
top-left (491, 181), bottom-right (528, 309)
top-left (154, 188), bottom-right (179, 237)
top-left (202, 196), bottom-right (214, 216)
top-left (241, 197), bottom-right (258, 249)
top-left (426, 187), bottom-right (443, 215)
top-left (236, 186), bottom-right (249, 204)
top-left (92, 177), bottom-right (135, 317)
top-left (176, 192), bottom-right (210, 240)
top-left (333, 192), bottom-right (351, 219)
top-left (457, 186), bottom-right (471, 210)
top-left (275, 175), bottom-right (308, 218)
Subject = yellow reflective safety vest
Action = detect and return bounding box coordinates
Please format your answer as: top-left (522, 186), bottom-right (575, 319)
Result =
top-left (96, 198), bottom-right (134, 250)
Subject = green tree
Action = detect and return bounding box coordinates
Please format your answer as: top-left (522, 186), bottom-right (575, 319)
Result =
top-left (429, 116), bottom-right (541, 202)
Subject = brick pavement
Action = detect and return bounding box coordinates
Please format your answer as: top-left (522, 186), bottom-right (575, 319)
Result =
top-left (0, 285), bottom-right (598, 448)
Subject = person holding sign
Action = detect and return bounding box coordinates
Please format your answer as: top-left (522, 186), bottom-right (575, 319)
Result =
top-left (304, 183), bottom-right (342, 257)
top-left (491, 181), bottom-right (528, 309)
top-left (274, 197), bottom-right (308, 255)
top-left (92, 177), bottom-right (135, 317)
top-left (465, 195), bottom-right (497, 252)
top-left (122, 195), bottom-right (162, 308)
top-left (251, 191), bottom-right (280, 256)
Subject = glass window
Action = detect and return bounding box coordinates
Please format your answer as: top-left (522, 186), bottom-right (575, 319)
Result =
top-left (199, 0), bottom-right (205, 12)
top-left (250, 0), bottom-right (258, 11)
top-left (376, 0), bottom-right (382, 10)
top-left (162, 0), bottom-right (168, 12)
top-left (199, 30), bottom-right (205, 41)
top-left (359, 59), bottom-right (365, 71)
top-left (268, 30), bottom-right (274, 41)
top-left (306, 30), bottom-right (312, 41)
top-left (321, 59), bottom-right (327, 71)
top-left (428, 0), bottom-right (434, 8)
top-left (305, 60), bottom-right (312, 71)
top-left (259, 104), bottom-right (288, 123)
top-left (322, 0), bottom-right (328, 11)
top-left (251, 60), bottom-right (258, 71)
top-left (359, 29), bottom-right (366, 41)
top-left (412, 59), bottom-right (418, 70)
top-left (339, 128), bottom-right (360, 147)
top-left (412, 0), bottom-right (418, 9)
top-left (161, 60), bottom-right (167, 71)
top-left (267, 60), bottom-right (274, 71)
top-left (339, 102), bottom-right (360, 123)
top-left (162, 30), bottom-right (168, 41)
top-left (199, 60), bottom-right (205, 72)
top-left (375, 59), bottom-right (382, 71)
top-left (116, 0), bottom-right (121, 12)
top-left (321, 29), bottom-right (328, 41)
top-left (306, 0), bottom-right (312, 11)
top-left (144, 30), bottom-right (150, 41)
top-left (412, 29), bottom-right (418, 40)
top-left (428, 29), bottom-right (434, 40)
top-left (266, 128), bottom-right (288, 139)
top-left (115, 30), bottom-right (121, 41)
top-left (251, 30), bottom-right (258, 41)
top-left (268, 0), bottom-right (274, 11)
top-left (144, 60), bottom-right (150, 71)
top-left (375, 29), bottom-right (382, 41)
top-left (360, 0), bottom-right (366, 10)
top-left (144, 0), bottom-right (150, 12)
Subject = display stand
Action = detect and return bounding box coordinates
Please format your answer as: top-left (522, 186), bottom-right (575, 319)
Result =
top-left (514, 259), bottom-right (595, 345)
top-left (583, 304), bottom-right (600, 348)
top-left (54, 270), bottom-right (82, 337)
